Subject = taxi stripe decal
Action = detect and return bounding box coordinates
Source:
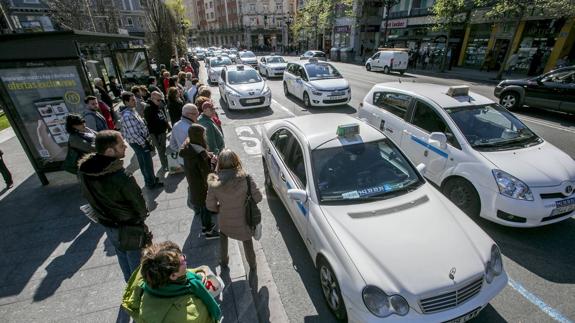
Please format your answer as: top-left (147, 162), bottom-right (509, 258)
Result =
top-left (411, 135), bottom-right (448, 158)
top-left (285, 181), bottom-right (308, 216)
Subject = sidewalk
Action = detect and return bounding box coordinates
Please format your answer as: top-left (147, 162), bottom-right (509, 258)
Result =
top-left (0, 132), bottom-right (258, 322)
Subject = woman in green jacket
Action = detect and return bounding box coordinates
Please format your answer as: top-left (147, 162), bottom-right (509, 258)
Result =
top-left (122, 241), bottom-right (222, 323)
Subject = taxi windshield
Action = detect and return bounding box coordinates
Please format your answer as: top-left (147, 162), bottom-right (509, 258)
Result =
top-left (228, 70), bottom-right (262, 84)
top-left (267, 57), bottom-right (286, 63)
top-left (446, 104), bottom-right (541, 150)
top-left (305, 63), bottom-right (342, 80)
top-left (312, 139), bottom-right (423, 202)
top-left (240, 51), bottom-right (256, 58)
top-left (210, 57), bottom-right (233, 67)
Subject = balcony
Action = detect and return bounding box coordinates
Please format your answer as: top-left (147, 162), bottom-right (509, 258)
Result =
top-left (389, 10), bottom-right (409, 18)
top-left (410, 7), bottom-right (432, 16)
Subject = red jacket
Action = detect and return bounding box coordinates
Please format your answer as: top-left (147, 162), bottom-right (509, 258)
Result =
top-left (98, 101), bottom-right (115, 129)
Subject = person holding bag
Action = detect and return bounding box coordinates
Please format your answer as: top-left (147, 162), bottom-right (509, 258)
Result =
top-left (206, 149), bottom-right (262, 275)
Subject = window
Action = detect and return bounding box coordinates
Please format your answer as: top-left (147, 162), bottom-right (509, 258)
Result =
top-left (221, 70), bottom-right (226, 82)
top-left (277, 4), bottom-right (283, 11)
top-left (271, 129), bottom-right (294, 159)
top-left (250, 4), bottom-right (256, 11)
top-left (298, 66), bottom-right (308, 81)
top-left (372, 52), bottom-right (380, 59)
top-left (23, 0), bottom-right (40, 3)
top-left (411, 101), bottom-right (458, 147)
top-left (287, 142), bottom-right (307, 186)
top-left (373, 92), bottom-right (410, 119)
top-left (118, 19), bottom-right (123, 27)
top-left (126, 17), bottom-right (133, 26)
top-left (210, 1), bottom-right (213, 8)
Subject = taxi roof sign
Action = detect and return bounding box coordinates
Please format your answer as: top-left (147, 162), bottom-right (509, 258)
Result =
top-left (337, 123), bottom-right (360, 137)
top-left (447, 85), bottom-right (469, 97)
top-left (309, 57), bottom-right (319, 63)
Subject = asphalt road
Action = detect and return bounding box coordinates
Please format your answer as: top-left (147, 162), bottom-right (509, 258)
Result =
top-left (200, 58), bottom-right (575, 323)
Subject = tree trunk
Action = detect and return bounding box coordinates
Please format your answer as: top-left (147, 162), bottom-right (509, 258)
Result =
top-left (440, 27), bottom-right (451, 72)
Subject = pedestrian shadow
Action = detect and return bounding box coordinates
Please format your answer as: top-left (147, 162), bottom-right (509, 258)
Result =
top-left (162, 171), bottom-right (185, 194)
top-left (218, 98), bottom-right (274, 120)
top-left (33, 223), bottom-right (103, 301)
top-left (124, 153), bottom-right (139, 175)
top-left (254, 286), bottom-right (271, 323)
top-left (0, 173), bottom-right (91, 299)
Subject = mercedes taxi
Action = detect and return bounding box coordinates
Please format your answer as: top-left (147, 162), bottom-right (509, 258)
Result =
top-left (258, 55), bottom-right (288, 78)
top-left (218, 65), bottom-right (271, 110)
top-left (206, 56), bottom-right (234, 85)
top-left (359, 83), bottom-right (575, 227)
top-left (283, 58), bottom-right (351, 108)
top-left (261, 113), bottom-right (507, 322)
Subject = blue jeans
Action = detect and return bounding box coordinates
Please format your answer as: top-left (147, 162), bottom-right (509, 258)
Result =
top-left (129, 143), bottom-right (155, 187)
top-left (104, 226), bottom-right (142, 282)
top-left (193, 204), bottom-right (214, 230)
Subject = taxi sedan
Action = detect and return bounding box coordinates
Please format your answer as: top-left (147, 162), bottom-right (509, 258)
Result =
top-left (261, 114), bottom-right (507, 322)
top-left (218, 65), bottom-right (271, 110)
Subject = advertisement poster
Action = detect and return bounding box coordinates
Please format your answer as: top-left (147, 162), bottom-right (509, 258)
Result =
top-left (0, 65), bottom-right (85, 166)
top-left (115, 50), bottom-right (150, 86)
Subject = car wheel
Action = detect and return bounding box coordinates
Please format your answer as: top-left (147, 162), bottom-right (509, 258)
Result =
top-left (442, 178), bottom-right (480, 218)
top-left (283, 82), bottom-right (290, 96)
top-left (366, 63), bottom-right (372, 71)
top-left (303, 92), bottom-right (312, 108)
top-left (318, 257), bottom-right (347, 321)
top-left (500, 92), bottom-right (520, 110)
top-left (383, 66), bottom-right (390, 74)
top-left (262, 157), bottom-right (275, 192)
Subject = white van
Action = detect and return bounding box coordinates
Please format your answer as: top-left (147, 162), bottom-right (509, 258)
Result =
top-left (365, 50), bottom-right (408, 75)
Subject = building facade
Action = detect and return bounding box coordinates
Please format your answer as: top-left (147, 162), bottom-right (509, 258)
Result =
top-left (0, 0), bottom-right (55, 34)
top-left (115, 0), bottom-right (146, 37)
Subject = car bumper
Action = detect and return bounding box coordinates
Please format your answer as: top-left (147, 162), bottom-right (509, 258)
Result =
top-left (227, 93), bottom-right (271, 110)
top-left (268, 70), bottom-right (285, 77)
top-left (347, 274), bottom-right (508, 323)
top-left (493, 86), bottom-right (504, 98)
top-left (478, 184), bottom-right (575, 227)
top-left (209, 74), bottom-right (219, 83)
top-left (309, 91), bottom-right (352, 106)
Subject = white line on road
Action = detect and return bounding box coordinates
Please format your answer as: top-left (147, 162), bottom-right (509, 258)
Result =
top-left (271, 99), bottom-right (296, 117)
top-left (517, 115), bottom-right (575, 134)
top-left (508, 278), bottom-right (573, 323)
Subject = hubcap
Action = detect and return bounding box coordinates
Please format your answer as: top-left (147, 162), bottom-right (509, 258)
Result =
top-left (450, 186), bottom-right (469, 208)
top-left (320, 266), bottom-right (340, 310)
top-left (502, 95), bottom-right (515, 107)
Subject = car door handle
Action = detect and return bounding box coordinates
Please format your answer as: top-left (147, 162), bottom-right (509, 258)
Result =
top-left (280, 173), bottom-right (286, 182)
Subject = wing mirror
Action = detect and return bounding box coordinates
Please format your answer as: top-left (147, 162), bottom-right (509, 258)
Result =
top-left (429, 132), bottom-right (447, 149)
top-left (416, 163), bottom-right (426, 174)
top-left (288, 189), bottom-right (308, 202)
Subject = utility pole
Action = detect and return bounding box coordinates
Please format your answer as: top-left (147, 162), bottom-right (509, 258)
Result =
top-left (382, 0), bottom-right (400, 47)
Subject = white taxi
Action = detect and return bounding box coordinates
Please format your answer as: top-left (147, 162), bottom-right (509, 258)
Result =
top-left (261, 113), bottom-right (507, 322)
top-left (359, 83), bottom-right (575, 227)
top-left (206, 56), bottom-right (233, 85)
top-left (218, 65), bottom-right (271, 110)
top-left (257, 55), bottom-right (288, 78)
top-left (283, 58), bottom-right (351, 108)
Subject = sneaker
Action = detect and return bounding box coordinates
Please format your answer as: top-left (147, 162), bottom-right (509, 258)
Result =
top-left (204, 230), bottom-right (220, 240)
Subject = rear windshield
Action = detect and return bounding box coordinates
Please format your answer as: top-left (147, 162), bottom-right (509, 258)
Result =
top-left (240, 52), bottom-right (256, 58)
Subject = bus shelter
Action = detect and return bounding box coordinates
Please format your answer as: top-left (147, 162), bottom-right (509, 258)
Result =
top-left (0, 30), bottom-right (148, 184)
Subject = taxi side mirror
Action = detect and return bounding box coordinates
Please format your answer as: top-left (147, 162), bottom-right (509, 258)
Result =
top-left (288, 189), bottom-right (308, 202)
top-left (429, 132), bottom-right (447, 150)
top-left (416, 163), bottom-right (426, 174)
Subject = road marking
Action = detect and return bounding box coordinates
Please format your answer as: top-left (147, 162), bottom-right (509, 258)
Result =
top-left (235, 126), bottom-right (261, 155)
top-left (271, 99), bottom-right (296, 117)
top-left (508, 278), bottom-right (572, 323)
top-left (517, 115), bottom-right (575, 135)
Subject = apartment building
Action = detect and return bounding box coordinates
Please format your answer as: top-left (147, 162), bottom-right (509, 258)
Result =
top-left (0, 0), bottom-right (55, 34)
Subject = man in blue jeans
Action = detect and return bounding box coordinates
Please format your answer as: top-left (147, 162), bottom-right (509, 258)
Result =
top-left (78, 130), bottom-right (150, 281)
top-left (120, 91), bottom-right (163, 189)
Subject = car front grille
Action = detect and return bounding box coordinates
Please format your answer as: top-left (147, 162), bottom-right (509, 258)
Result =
top-left (323, 98), bottom-right (348, 104)
top-left (239, 97), bottom-right (265, 106)
top-left (419, 276), bottom-right (483, 314)
top-left (540, 192), bottom-right (568, 199)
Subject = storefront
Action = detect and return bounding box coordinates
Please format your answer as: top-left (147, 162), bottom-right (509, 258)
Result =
top-left (462, 23), bottom-right (492, 67)
top-left (333, 25), bottom-right (351, 48)
top-left (514, 19), bottom-right (566, 74)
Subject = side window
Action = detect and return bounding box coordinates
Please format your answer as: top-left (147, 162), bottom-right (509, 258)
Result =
top-left (286, 141), bottom-right (307, 186)
top-left (261, 57), bottom-right (265, 63)
top-left (221, 70), bottom-right (226, 82)
top-left (411, 101), bottom-right (459, 148)
top-left (270, 129), bottom-right (294, 159)
top-left (373, 92), bottom-right (410, 119)
top-left (287, 63), bottom-right (296, 75)
top-left (372, 52), bottom-right (380, 59)
top-left (299, 66), bottom-right (308, 81)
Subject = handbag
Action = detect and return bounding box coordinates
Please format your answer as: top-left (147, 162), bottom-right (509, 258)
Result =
top-left (244, 175), bottom-right (261, 230)
top-left (119, 224), bottom-right (152, 251)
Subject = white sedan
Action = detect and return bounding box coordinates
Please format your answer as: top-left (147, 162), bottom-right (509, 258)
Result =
top-left (257, 55), bottom-right (288, 78)
top-left (261, 114), bottom-right (507, 322)
top-left (218, 65), bottom-right (271, 110)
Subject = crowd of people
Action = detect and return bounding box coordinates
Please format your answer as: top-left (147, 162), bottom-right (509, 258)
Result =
top-left (61, 56), bottom-right (262, 322)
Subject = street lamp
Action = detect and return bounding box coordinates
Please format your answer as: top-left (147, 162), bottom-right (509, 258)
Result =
top-left (381, 0), bottom-right (400, 48)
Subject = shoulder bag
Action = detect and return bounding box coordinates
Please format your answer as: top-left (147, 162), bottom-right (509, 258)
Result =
top-left (244, 175), bottom-right (261, 230)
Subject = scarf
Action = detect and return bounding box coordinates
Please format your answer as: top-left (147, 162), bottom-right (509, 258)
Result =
top-left (140, 271), bottom-right (222, 321)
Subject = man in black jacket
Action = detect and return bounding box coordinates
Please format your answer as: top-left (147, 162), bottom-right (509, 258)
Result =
top-left (78, 130), bottom-right (150, 282)
top-left (144, 91), bottom-right (171, 171)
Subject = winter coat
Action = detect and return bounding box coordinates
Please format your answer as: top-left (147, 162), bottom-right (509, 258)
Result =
top-left (144, 100), bottom-right (170, 135)
top-left (180, 143), bottom-right (212, 207)
top-left (68, 129), bottom-right (96, 156)
top-left (83, 109), bottom-right (108, 132)
top-left (122, 267), bottom-right (215, 323)
top-left (96, 85), bottom-right (114, 108)
top-left (206, 170), bottom-right (262, 241)
top-left (78, 154), bottom-right (148, 228)
top-left (198, 115), bottom-right (224, 155)
top-left (167, 98), bottom-right (184, 126)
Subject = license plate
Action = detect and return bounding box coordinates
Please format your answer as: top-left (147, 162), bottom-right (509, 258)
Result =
top-left (551, 197), bottom-right (575, 215)
top-left (246, 99), bottom-right (260, 103)
top-left (329, 95), bottom-right (346, 100)
top-left (444, 307), bottom-right (482, 323)
top-left (330, 92), bottom-right (345, 96)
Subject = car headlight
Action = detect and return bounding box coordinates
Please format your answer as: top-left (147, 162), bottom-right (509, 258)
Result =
top-left (308, 85), bottom-right (322, 96)
top-left (485, 245), bottom-right (503, 283)
top-left (225, 88), bottom-right (241, 97)
top-left (362, 286), bottom-right (409, 317)
top-left (492, 169), bottom-right (533, 201)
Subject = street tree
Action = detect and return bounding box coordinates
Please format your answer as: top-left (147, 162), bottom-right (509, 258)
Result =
top-left (475, 0), bottom-right (575, 79)
top-left (46, 0), bottom-right (119, 33)
top-left (166, 0), bottom-right (191, 58)
top-left (431, 0), bottom-right (469, 72)
top-left (142, 0), bottom-right (178, 68)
